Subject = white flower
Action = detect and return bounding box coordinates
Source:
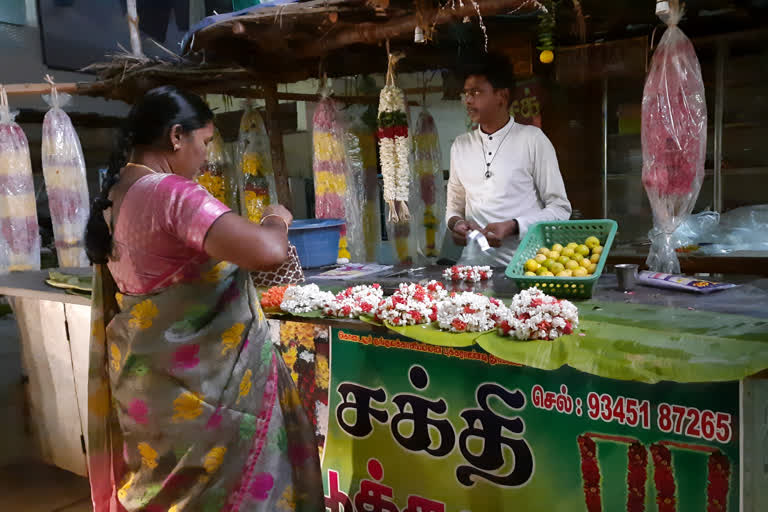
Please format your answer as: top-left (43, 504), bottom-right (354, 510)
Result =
top-left (496, 287), bottom-right (579, 341)
top-left (442, 265), bottom-right (493, 283)
top-left (280, 284), bottom-right (335, 314)
top-left (436, 292), bottom-right (507, 333)
top-left (299, 351), bottom-right (315, 363)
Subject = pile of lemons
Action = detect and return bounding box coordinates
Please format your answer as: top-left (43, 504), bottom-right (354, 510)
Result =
top-left (524, 236), bottom-right (603, 278)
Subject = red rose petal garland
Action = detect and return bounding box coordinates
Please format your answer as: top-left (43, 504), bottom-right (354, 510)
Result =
top-left (578, 435), bottom-right (602, 512)
top-left (650, 443), bottom-right (676, 512)
top-left (706, 450), bottom-right (730, 512)
top-left (627, 442), bottom-right (648, 512)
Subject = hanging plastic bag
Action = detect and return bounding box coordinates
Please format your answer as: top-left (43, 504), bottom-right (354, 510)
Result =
top-left (346, 116), bottom-right (380, 262)
top-left (41, 89), bottom-right (90, 267)
top-left (196, 127), bottom-right (233, 206)
top-left (237, 104), bottom-right (277, 222)
top-left (0, 88), bottom-right (40, 273)
top-left (312, 95), bottom-right (351, 263)
top-left (641, 1), bottom-right (707, 273)
top-left (412, 108), bottom-right (446, 260)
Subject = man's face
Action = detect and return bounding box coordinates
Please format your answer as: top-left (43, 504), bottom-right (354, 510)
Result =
top-left (462, 75), bottom-right (509, 125)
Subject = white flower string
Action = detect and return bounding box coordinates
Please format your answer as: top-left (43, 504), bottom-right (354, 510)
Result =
top-left (496, 288), bottom-right (579, 341)
top-left (323, 284), bottom-right (384, 318)
top-left (375, 282), bottom-right (442, 326)
top-left (437, 292), bottom-right (508, 333)
top-left (280, 284), bottom-right (335, 314)
top-left (377, 50), bottom-right (411, 223)
top-left (443, 265), bottom-right (493, 282)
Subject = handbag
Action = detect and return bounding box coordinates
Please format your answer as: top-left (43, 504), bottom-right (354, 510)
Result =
top-left (251, 243), bottom-right (305, 287)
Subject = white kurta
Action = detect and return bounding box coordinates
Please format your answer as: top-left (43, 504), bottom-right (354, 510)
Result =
top-left (446, 118), bottom-right (572, 266)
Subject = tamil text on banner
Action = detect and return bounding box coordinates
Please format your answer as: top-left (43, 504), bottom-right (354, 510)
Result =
top-left (322, 328), bottom-right (739, 512)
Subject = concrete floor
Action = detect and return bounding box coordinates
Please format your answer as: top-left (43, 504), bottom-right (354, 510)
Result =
top-left (0, 313), bottom-right (92, 511)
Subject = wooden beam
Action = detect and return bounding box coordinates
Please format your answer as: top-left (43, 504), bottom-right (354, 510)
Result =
top-left (263, 82), bottom-right (292, 207)
top-left (296, 0), bottom-right (539, 58)
top-left (2, 82), bottom-right (80, 97)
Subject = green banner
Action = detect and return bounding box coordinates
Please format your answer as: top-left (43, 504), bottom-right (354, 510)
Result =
top-left (322, 328), bottom-right (739, 512)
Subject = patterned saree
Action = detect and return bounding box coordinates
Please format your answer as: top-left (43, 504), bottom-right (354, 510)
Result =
top-left (87, 258), bottom-right (324, 511)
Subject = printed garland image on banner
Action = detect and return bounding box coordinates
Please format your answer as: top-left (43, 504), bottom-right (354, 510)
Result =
top-left (321, 328), bottom-right (739, 511)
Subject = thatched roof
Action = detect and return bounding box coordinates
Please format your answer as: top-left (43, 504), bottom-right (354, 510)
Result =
top-left (75, 0), bottom-right (768, 102)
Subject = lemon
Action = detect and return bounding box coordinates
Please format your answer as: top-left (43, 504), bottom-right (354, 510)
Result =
top-left (542, 271), bottom-right (555, 277)
top-left (557, 270), bottom-right (573, 277)
top-left (538, 247), bottom-right (551, 257)
top-left (539, 50), bottom-right (554, 64)
top-left (558, 256), bottom-right (571, 266)
top-left (580, 258), bottom-right (592, 268)
top-left (587, 263), bottom-right (597, 274)
top-left (549, 251), bottom-right (561, 261)
top-left (525, 259), bottom-right (540, 272)
top-left (566, 243), bottom-right (579, 251)
top-left (565, 260), bottom-right (580, 271)
top-left (525, 271), bottom-right (537, 276)
top-left (585, 236), bottom-right (601, 249)
top-left (535, 254), bottom-right (547, 264)
top-left (573, 267), bottom-right (588, 277)
top-left (551, 244), bottom-right (564, 253)
top-left (576, 245), bottom-right (590, 257)
top-left (536, 267), bottom-right (549, 276)
top-left (550, 262), bottom-right (565, 275)
top-left (543, 258), bottom-right (556, 269)
top-left (561, 247), bottom-right (575, 258)
top-left (592, 246), bottom-right (603, 255)
top-left (590, 253), bottom-right (601, 264)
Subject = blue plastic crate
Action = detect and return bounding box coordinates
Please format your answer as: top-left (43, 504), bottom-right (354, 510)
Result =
top-left (288, 219), bottom-right (344, 268)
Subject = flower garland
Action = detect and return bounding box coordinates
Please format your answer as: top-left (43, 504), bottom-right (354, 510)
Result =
top-left (261, 285), bottom-right (292, 310)
top-left (238, 106), bottom-right (274, 223)
top-left (413, 109), bottom-right (444, 258)
top-left (436, 292), bottom-right (508, 333)
top-left (442, 265), bottom-right (493, 283)
top-left (650, 443), bottom-right (676, 512)
top-left (280, 284), bottom-right (335, 315)
top-left (375, 283), bottom-right (439, 326)
top-left (496, 288), bottom-right (578, 341)
top-left (323, 284), bottom-right (384, 318)
top-left (196, 128), bottom-right (229, 205)
top-left (706, 450), bottom-right (730, 512)
top-left (577, 435), bottom-right (602, 512)
top-left (313, 97), bottom-right (351, 262)
top-left (627, 442), bottom-right (648, 512)
top-left (377, 53), bottom-right (410, 223)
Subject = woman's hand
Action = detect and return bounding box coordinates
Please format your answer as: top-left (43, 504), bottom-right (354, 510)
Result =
top-left (262, 204), bottom-right (293, 227)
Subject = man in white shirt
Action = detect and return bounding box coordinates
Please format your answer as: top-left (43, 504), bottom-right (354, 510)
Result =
top-left (446, 58), bottom-right (572, 266)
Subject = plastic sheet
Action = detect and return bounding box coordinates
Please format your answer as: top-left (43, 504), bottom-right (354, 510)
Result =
top-left (41, 91), bottom-right (90, 267)
top-left (344, 116), bottom-right (376, 262)
top-left (237, 104), bottom-right (277, 223)
top-left (196, 127), bottom-right (235, 208)
top-left (641, 3), bottom-right (707, 273)
top-left (0, 89), bottom-right (40, 273)
top-left (312, 96), bottom-right (350, 263)
top-left (412, 108), bottom-right (446, 260)
top-left (676, 205), bottom-right (768, 255)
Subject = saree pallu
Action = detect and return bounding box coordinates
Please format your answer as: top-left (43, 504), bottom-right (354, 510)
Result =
top-left (87, 261), bottom-right (323, 511)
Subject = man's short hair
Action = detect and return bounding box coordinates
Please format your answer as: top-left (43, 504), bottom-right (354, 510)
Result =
top-left (460, 53), bottom-right (515, 93)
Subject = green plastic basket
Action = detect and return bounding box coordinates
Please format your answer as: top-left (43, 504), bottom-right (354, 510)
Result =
top-left (505, 219), bottom-right (618, 299)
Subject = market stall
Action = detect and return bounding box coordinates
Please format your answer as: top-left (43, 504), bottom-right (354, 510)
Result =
top-left (0, 1), bottom-right (767, 511)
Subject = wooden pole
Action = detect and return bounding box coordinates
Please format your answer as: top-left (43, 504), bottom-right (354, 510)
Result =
top-left (2, 83), bottom-right (79, 97)
top-left (263, 82), bottom-right (292, 207)
top-left (126, 0), bottom-right (144, 58)
top-left (297, 0), bottom-right (538, 58)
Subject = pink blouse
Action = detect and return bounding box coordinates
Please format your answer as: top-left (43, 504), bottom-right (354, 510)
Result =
top-left (108, 173), bottom-right (230, 294)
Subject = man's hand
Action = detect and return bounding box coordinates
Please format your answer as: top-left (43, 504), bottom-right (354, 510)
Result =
top-left (450, 218), bottom-right (483, 246)
top-left (483, 220), bottom-right (519, 248)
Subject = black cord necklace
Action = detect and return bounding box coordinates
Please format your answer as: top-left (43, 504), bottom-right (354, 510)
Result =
top-left (481, 120), bottom-right (512, 179)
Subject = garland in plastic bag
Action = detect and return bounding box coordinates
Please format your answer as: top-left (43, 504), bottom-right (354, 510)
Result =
top-left (41, 87), bottom-right (90, 267)
top-left (413, 108), bottom-right (446, 258)
top-left (0, 88), bottom-right (40, 272)
top-left (313, 96), bottom-right (351, 263)
top-left (238, 104), bottom-right (276, 223)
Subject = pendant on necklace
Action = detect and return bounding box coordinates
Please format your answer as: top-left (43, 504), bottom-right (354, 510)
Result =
top-left (485, 169), bottom-right (492, 179)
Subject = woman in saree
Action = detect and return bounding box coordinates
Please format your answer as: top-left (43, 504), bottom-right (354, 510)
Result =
top-left (85, 86), bottom-right (324, 512)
